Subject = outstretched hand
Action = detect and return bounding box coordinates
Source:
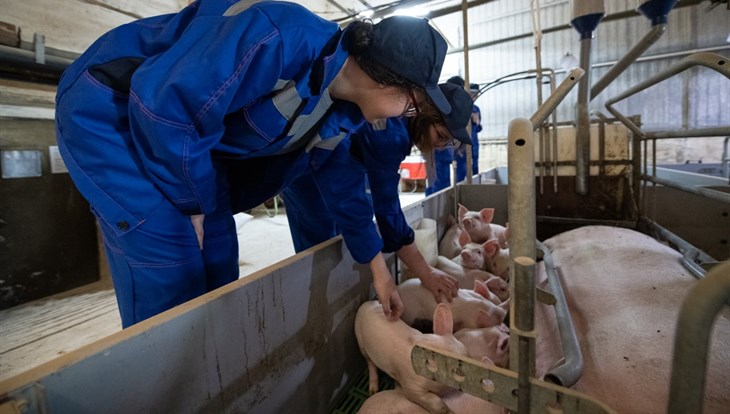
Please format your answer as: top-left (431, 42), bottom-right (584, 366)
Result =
top-left (420, 267), bottom-right (459, 303)
top-left (374, 276), bottom-right (404, 321)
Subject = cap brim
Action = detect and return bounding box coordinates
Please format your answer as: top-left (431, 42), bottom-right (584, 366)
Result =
top-left (426, 85), bottom-right (451, 114)
top-left (447, 121), bottom-right (471, 145)
top-left (444, 115), bottom-right (471, 144)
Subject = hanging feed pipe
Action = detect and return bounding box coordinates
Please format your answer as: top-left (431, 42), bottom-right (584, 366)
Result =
top-left (571, 0), bottom-right (605, 196)
top-left (591, 0), bottom-right (679, 100)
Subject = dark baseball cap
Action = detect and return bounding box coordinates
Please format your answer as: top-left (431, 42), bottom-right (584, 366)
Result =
top-left (367, 16), bottom-right (450, 113)
top-left (439, 83), bottom-right (472, 145)
top-left (447, 76), bottom-right (465, 88)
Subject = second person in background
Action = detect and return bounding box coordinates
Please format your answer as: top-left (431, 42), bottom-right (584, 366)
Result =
top-left (282, 83), bottom-right (474, 307)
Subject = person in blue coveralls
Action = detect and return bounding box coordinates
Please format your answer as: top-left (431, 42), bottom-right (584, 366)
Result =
top-left (424, 75), bottom-right (470, 195)
top-left (454, 82), bottom-right (483, 182)
top-left (281, 83), bottom-right (473, 303)
top-left (55, 0), bottom-right (453, 327)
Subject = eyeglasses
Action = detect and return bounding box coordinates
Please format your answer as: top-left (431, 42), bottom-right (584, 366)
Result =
top-left (402, 89), bottom-right (421, 118)
top-left (434, 130), bottom-right (459, 149)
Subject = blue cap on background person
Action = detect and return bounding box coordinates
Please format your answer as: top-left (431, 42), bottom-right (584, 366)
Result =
top-left (470, 83), bottom-right (480, 93)
top-left (438, 83), bottom-right (472, 145)
top-left (367, 16), bottom-right (450, 113)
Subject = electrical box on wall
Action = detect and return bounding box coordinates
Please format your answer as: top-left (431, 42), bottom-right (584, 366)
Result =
top-left (0, 118), bottom-right (99, 310)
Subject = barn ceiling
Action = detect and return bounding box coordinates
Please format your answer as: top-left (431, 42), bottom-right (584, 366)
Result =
top-left (296, 0), bottom-right (486, 23)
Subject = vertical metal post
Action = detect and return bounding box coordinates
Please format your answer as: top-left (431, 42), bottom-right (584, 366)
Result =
top-left (33, 33), bottom-right (45, 64)
top-left (667, 261), bottom-right (730, 414)
top-left (507, 118), bottom-right (537, 411)
top-left (532, 0), bottom-right (545, 194)
top-left (575, 37), bottom-right (592, 195)
top-left (462, 0), bottom-right (473, 185)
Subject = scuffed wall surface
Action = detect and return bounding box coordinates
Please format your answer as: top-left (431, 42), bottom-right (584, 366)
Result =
top-left (0, 0), bottom-right (186, 54)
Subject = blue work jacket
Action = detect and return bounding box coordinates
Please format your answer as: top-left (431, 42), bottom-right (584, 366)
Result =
top-left (226, 102), bottom-right (384, 264)
top-left (56, 1), bottom-right (351, 236)
top-left (349, 118), bottom-right (416, 253)
top-left (280, 117), bottom-right (414, 262)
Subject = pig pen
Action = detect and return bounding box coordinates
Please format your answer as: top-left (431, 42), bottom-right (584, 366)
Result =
top-left (0, 174), bottom-right (727, 413)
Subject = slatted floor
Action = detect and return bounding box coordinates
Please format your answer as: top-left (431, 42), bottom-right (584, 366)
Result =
top-left (0, 208), bottom-right (295, 381)
top-left (0, 289), bottom-right (121, 380)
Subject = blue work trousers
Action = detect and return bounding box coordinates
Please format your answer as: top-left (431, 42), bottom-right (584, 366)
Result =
top-left (97, 187), bottom-right (238, 327)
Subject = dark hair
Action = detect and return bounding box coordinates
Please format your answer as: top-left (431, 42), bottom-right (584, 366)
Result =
top-left (408, 103), bottom-right (448, 181)
top-left (344, 20), bottom-right (422, 92)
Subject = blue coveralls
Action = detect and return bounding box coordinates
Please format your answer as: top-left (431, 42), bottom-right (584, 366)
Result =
top-left (455, 104), bottom-right (482, 182)
top-left (283, 117), bottom-right (417, 258)
top-left (55, 0), bottom-right (361, 326)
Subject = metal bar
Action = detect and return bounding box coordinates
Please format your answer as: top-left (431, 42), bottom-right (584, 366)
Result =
top-left (591, 110), bottom-right (613, 177)
top-left (605, 52), bottom-right (730, 137)
top-left (667, 261), bottom-right (730, 414)
top-left (533, 0), bottom-right (545, 195)
top-left (548, 71), bottom-right (559, 193)
top-left (632, 128), bottom-right (642, 221)
top-left (443, 0), bottom-right (703, 55)
top-left (537, 241), bottom-right (584, 388)
top-left (536, 216), bottom-right (636, 228)
top-left (463, 0), bottom-right (473, 185)
top-left (535, 159), bottom-right (631, 167)
top-left (639, 127), bottom-right (730, 140)
top-left (530, 67), bottom-right (585, 128)
top-left (507, 118), bottom-right (536, 383)
top-left (33, 33), bottom-right (45, 65)
top-left (722, 136), bottom-right (730, 179)
top-left (640, 217), bottom-right (718, 273)
top-left (641, 174), bottom-right (730, 204)
top-left (590, 24), bottom-right (667, 100)
top-left (598, 116), bottom-right (606, 176)
top-left (410, 343), bottom-right (618, 413)
top-left (514, 257), bottom-right (536, 414)
top-left (575, 38), bottom-right (593, 196)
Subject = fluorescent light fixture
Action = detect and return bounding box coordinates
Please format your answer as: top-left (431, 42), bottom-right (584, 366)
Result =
top-left (390, 6), bottom-right (429, 18)
top-left (560, 52), bottom-right (579, 71)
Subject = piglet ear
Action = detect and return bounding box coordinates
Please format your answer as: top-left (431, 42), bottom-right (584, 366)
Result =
top-left (483, 239), bottom-right (500, 258)
top-left (458, 229), bottom-right (472, 247)
top-left (480, 208), bottom-right (495, 223)
top-left (432, 303), bottom-right (454, 335)
top-left (473, 278), bottom-right (490, 299)
top-left (458, 204), bottom-right (468, 220)
top-left (476, 308), bottom-right (501, 328)
top-left (447, 214), bottom-right (457, 227)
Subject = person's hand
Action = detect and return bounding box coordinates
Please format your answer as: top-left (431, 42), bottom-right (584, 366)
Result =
top-left (190, 214), bottom-right (205, 250)
top-left (373, 274), bottom-right (404, 321)
top-left (419, 267), bottom-right (459, 303)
